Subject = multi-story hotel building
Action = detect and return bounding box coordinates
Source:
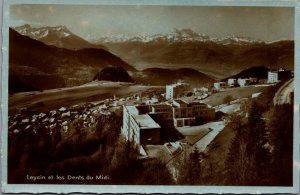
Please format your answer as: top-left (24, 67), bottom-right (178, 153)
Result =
top-left (171, 100), bottom-right (215, 127)
top-left (121, 100), bottom-right (215, 147)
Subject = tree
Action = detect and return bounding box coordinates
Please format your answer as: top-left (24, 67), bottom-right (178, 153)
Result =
top-left (225, 113), bottom-right (250, 185)
top-left (177, 147), bottom-right (202, 185)
top-left (223, 95), bottom-right (233, 105)
top-left (246, 101), bottom-right (270, 185)
top-left (137, 159), bottom-right (175, 185)
top-left (267, 104), bottom-right (293, 185)
top-left (225, 101), bottom-right (272, 185)
top-left (108, 138), bottom-right (141, 184)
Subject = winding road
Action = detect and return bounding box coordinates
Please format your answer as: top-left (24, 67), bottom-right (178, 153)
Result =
top-left (273, 79), bottom-right (294, 105)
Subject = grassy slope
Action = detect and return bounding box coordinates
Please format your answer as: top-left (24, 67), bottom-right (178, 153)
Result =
top-left (9, 82), bottom-right (163, 114)
top-left (204, 86), bottom-right (267, 106)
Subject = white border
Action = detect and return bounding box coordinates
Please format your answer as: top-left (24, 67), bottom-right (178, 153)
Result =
top-left (1, 0), bottom-right (299, 193)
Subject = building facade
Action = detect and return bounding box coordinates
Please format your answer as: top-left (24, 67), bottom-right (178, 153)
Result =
top-left (166, 82), bottom-right (189, 100)
top-left (213, 82), bottom-right (227, 90)
top-left (237, 78), bottom-right (251, 87)
top-left (122, 106), bottom-right (161, 146)
top-left (227, 78), bottom-right (237, 87)
top-left (171, 100), bottom-right (215, 127)
top-left (268, 71), bottom-right (279, 83)
top-left (122, 101), bottom-right (215, 146)
top-left (268, 68), bottom-right (292, 83)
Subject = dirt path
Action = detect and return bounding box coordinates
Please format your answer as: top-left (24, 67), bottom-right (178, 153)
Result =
top-left (273, 79), bottom-right (294, 105)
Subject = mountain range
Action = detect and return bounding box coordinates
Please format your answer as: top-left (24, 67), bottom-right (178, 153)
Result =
top-left (93, 29), bottom-right (294, 78)
top-left (9, 28), bottom-right (214, 92)
top-left (9, 25), bottom-right (294, 93)
top-left (13, 24), bottom-right (106, 50)
top-left (92, 28), bottom-right (264, 45)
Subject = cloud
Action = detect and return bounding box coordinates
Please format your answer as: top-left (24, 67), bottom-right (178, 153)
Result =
top-left (9, 19), bottom-right (41, 27)
top-left (34, 12), bottom-right (41, 19)
top-left (48, 6), bottom-right (55, 13)
top-left (79, 19), bottom-right (90, 27)
top-left (216, 13), bottom-right (222, 18)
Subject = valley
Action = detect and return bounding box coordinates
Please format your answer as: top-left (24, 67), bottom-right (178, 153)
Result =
top-left (9, 81), bottom-right (163, 114)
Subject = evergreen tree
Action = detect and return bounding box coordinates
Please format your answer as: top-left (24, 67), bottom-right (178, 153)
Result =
top-left (177, 147), bottom-right (202, 185)
top-left (267, 104), bottom-right (293, 185)
top-left (225, 101), bottom-right (273, 185)
top-left (137, 159), bottom-right (175, 185)
top-left (246, 101), bottom-right (270, 185)
top-left (225, 113), bottom-right (250, 185)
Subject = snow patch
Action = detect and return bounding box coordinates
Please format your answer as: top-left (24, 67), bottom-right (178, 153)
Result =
top-left (63, 32), bottom-right (70, 37)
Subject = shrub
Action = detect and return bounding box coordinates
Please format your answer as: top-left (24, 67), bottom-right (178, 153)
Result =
top-left (223, 95), bottom-right (233, 105)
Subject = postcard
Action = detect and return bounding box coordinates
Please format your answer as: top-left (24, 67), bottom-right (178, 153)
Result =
top-left (1, 0), bottom-right (299, 194)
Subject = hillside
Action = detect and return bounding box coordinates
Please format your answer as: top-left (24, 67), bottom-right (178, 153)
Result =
top-left (94, 67), bottom-right (134, 82)
top-left (9, 28), bottom-right (136, 93)
top-left (14, 24), bottom-right (106, 50)
top-left (133, 68), bottom-right (215, 87)
top-left (222, 66), bottom-right (270, 81)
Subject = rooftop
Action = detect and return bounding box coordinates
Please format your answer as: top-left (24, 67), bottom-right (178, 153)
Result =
top-left (188, 102), bottom-right (207, 106)
top-left (136, 105), bottom-right (151, 114)
top-left (166, 82), bottom-right (188, 87)
top-left (151, 104), bottom-right (173, 112)
top-left (133, 114), bottom-right (161, 129)
top-left (214, 81), bottom-right (227, 84)
top-left (269, 69), bottom-right (278, 72)
top-left (125, 105), bottom-right (139, 114)
top-left (151, 104), bottom-right (170, 108)
top-left (174, 99), bottom-right (188, 106)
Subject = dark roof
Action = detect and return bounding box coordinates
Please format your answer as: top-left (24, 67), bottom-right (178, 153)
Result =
top-left (174, 99), bottom-right (187, 105)
top-left (188, 102), bottom-right (206, 106)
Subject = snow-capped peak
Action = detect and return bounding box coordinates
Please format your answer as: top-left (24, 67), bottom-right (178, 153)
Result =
top-left (13, 24), bottom-right (73, 40)
top-left (91, 29), bottom-right (262, 45)
top-left (217, 35), bottom-right (264, 45)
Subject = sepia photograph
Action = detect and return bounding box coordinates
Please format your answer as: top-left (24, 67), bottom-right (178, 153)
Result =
top-left (1, 0), bottom-right (298, 193)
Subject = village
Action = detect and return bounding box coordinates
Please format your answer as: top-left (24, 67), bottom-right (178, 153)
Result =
top-left (120, 67), bottom-right (292, 156)
top-left (8, 67), bottom-right (292, 172)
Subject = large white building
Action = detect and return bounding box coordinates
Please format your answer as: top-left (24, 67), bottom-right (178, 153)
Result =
top-left (213, 82), bottom-right (226, 90)
top-left (121, 101), bottom-right (215, 147)
top-left (268, 68), bottom-right (292, 83)
top-left (122, 105), bottom-right (161, 147)
top-left (227, 78), bottom-right (237, 87)
top-left (237, 78), bottom-right (251, 87)
top-left (166, 82), bottom-right (189, 100)
top-left (268, 70), bottom-right (279, 83)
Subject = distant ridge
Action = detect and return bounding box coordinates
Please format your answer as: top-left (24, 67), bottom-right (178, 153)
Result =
top-left (133, 68), bottom-right (216, 87)
top-left (13, 24), bottom-right (107, 50)
top-left (9, 28), bottom-right (136, 93)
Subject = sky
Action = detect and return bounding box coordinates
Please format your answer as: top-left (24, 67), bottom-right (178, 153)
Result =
top-left (10, 4), bottom-right (294, 42)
